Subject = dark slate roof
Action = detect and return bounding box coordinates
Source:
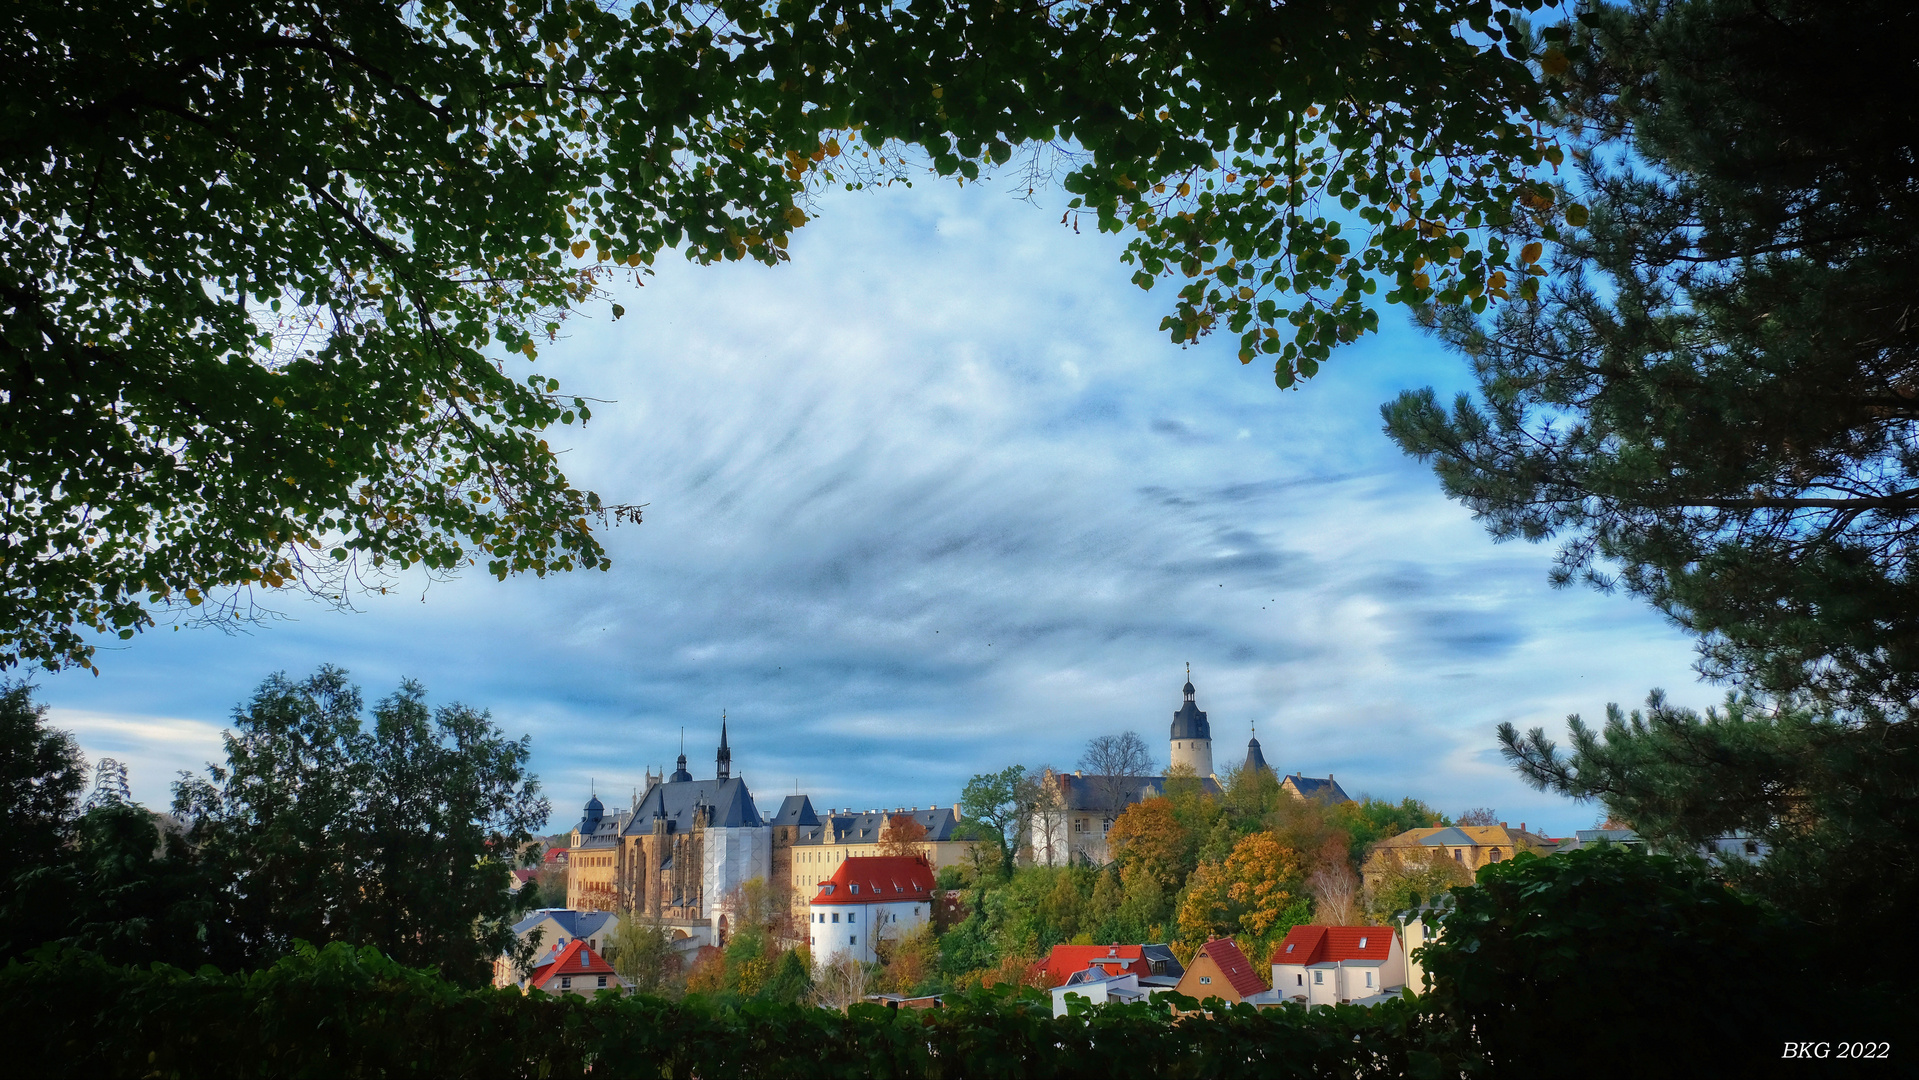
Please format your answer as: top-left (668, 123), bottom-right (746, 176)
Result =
top-left (1056, 773), bottom-right (1222, 813)
top-left (1171, 698), bottom-right (1210, 740)
top-left (1140, 944), bottom-right (1184, 977)
top-left (772, 794), bottom-right (820, 828)
top-left (1418, 826), bottom-right (1477, 847)
top-left (512, 909), bottom-right (617, 940)
top-left (573, 809), bottom-right (625, 847)
top-left (1244, 737), bottom-right (1270, 775)
top-left (622, 776), bottom-right (764, 836)
top-left (793, 806), bottom-right (961, 846)
top-left (1282, 773), bottom-right (1351, 804)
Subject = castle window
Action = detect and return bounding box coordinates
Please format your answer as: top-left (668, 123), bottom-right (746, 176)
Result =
top-left (848, 912), bottom-right (857, 923)
top-left (831, 913), bottom-right (839, 923)
top-left (850, 936), bottom-right (856, 945)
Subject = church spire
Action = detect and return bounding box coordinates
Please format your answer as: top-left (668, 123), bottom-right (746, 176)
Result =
top-left (716, 711), bottom-right (732, 781)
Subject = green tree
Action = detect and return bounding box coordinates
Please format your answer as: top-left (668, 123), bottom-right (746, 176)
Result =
top-left (1424, 847), bottom-right (1819, 1078)
top-left (1383, 0), bottom-right (1919, 719)
top-left (1327, 796), bottom-right (1448, 868)
top-left (1500, 690), bottom-right (1919, 981)
top-left (0, 681), bottom-right (86, 872)
top-left (0, 802), bottom-right (220, 968)
top-left (955, 765), bottom-right (1027, 880)
top-left (174, 666), bottom-right (549, 984)
top-left (1381, 0), bottom-right (1919, 980)
top-left (604, 913), bottom-right (680, 997)
top-left (5, 0), bottom-right (1570, 673)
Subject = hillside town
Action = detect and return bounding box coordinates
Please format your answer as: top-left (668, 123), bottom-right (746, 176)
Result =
top-left (503, 675), bottom-right (1762, 1009)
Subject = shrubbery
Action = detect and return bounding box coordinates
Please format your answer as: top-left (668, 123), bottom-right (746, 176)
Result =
top-left (3, 847), bottom-right (1881, 1079)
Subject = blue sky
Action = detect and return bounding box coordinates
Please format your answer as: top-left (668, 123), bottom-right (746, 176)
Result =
top-left (38, 175), bottom-right (1710, 836)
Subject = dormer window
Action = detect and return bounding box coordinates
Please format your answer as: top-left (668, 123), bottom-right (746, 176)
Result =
top-left (821, 884), bottom-right (834, 895)
top-left (850, 883), bottom-right (859, 895)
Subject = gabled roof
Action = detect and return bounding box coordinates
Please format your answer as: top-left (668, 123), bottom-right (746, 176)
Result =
top-left (772, 794), bottom-right (819, 827)
top-left (1034, 944), bottom-right (1147, 984)
top-left (1051, 773), bottom-right (1223, 813)
top-left (529, 940), bottom-right (616, 987)
top-left (622, 776), bottom-right (764, 835)
top-left (1191, 939), bottom-right (1266, 999)
top-left (1280, 774), bottom-right (1351, 804)
top-left (512, 909), bottom-right (617, 941)
top-left (1372, 824), bottom-right (1551, 851)
top-left (793, 806), bottom-right (962, 846)
top-left (1270, 925), bottom-right (1395, 966)
top-left (810, 855), bottom-right (937, 905)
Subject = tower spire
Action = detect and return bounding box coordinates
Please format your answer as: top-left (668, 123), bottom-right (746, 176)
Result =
top-left (717, 711), bottom-right (732, 781)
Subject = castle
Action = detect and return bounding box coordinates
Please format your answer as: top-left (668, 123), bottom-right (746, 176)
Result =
top-left (1029, 671), bottom-right (1350, 865)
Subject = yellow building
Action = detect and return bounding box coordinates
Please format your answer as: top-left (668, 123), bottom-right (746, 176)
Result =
top-left (778, 798), bottom-right (975, 903)
top-left (1361, 823), bottom-right (1554, 891)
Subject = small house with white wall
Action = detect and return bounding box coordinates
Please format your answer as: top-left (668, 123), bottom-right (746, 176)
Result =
top-left (1050, 968), bottom-right (1148, 1016)
top-left (808, 855), bottom-right (936, 967)
top-left (1268, 925), bottom-right (1406, 1007)
top-left (527, 940), bottom-right (622, 997)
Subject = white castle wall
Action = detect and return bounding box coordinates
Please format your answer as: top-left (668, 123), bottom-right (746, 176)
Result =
top-left (701, 824), bottom-right (772, 923)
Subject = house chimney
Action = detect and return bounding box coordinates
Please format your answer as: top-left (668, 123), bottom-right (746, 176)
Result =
top-left (1521, 822), bottom-right (1527, 833)
top-left (1501, 821), bottom-right (1508, 829)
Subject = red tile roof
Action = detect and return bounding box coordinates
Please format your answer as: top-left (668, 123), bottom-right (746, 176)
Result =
top-left (1031, 944), bottom-right (1150, 986)
top-left (1194, 939), bottom-right (1266, 999)
top-left (1270, 925), bottom-right (1395, 966)
top-left (530, 940), bottom-right (616, 989)
top-left (810, 856), bottom-right (936, 906)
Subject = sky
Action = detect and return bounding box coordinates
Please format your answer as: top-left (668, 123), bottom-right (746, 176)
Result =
top-left (36, 173), bottom-right (1714, 837)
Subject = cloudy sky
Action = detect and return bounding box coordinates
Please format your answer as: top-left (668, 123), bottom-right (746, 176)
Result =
top-left (37, 174), bottom-right (1712, 836)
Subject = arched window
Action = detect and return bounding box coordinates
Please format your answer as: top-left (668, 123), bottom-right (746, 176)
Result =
top-left (1488, 848), bottom-right (1502, 862)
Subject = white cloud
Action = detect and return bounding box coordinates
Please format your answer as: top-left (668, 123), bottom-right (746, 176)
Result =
top-left (34, 176), bottom-right (1711, 835)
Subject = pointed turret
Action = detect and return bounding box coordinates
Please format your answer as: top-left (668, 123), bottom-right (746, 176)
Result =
top-left (717, 712), bottom-right (732, 781)
top-left (1169, 664), bottom-right (1215, 777)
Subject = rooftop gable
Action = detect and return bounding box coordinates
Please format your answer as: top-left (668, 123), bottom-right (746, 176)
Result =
top-left (810, 855), bottom-right (937, 905)
top-left (1192, 938), bottom-right (1267, 998)
top-left (529, 940), bottom-right (616, 986)
top-left (1271, 925), bottom-right (1395, 965)
top-left (623, 776), bottom-right (764, 835)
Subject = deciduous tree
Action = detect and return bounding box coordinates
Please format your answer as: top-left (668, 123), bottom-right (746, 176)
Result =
top-left (5, 0), bottom-right (1570, 672)
top-left (173, 666), bottom-right (550, 984)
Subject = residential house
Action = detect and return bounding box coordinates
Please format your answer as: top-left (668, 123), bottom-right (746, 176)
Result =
top-left (1264, 925), bottom-right (1406, 1007)
top-left (808, 855), bottom-right (937, 967)
top-left (1030, 943), bottom-right (1184, 990)
top-left (1170, 939), bottom-right (1268, 1007)
top-left (1361, 823), bottom-right (1554, 891)
top-left (495, 909), bottom-right (618, 988)
top-left (1050, 968), bottom-right (1147, 1016)
top-left (527, 940), bottom-right (622, 997)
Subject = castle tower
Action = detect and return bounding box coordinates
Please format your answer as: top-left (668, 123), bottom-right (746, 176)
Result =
top-left (1244, 718), bottom-right (1271, 777)
top-left (717, 712), bottom-right (732, 782)
top-left (1169, 665), bottom-right (1214, 778)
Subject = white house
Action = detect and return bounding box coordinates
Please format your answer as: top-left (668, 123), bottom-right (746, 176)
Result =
top-left (808, 855), bottom-right (937, 967)
top-left (1267, 925), bottom-right (1406, 1007)
top-left (1050, 968), bottom-right (1147, 1016)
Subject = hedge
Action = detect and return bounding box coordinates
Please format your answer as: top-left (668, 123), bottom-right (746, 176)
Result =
top-left (1, 942), bottom-right (1463, 1079)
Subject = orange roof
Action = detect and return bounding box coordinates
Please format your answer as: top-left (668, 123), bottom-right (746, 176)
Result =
top-left (810, 855), bottom-right (937, 906)
top-left (1195, 939), bottom-right (1266, 998)
top-left (530, 940), bottom-right (616, 987)
top-left (1031, 944), bottom-right (1150, 985)
top-left (1270, 925), bottom-right (1395, 965)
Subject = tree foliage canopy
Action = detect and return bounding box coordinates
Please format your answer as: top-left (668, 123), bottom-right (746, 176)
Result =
top-left (1384, 0), bottom-right (1919, 716)
top-left (174, 666), bottom-right (549, 983)
top-left (4, 0), bottom-right (1570, 671)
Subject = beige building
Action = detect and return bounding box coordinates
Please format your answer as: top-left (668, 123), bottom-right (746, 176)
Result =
top-left (783, 798), bottom-right (974, 907)
top-left (1361, 823), bottom-right (1554, 891)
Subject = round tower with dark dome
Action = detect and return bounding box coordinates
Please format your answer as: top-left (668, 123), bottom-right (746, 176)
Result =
top-left (1169, 665), bottom-right (1215, 778)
